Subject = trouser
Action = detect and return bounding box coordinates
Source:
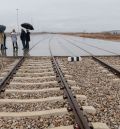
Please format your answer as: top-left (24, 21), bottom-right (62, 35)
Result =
top-left (13, 49), bottom-right (18, 57)
top-left (3, 41), bottom-right (6, 48)
top-left (13, 41), bottom-right (18, 49)
top-left (1, 44), bottom-right (4, 50)
top-left (22, 40), bottom-right (26, 49)
top-left (26, 41), bottom-right (29, 49)
top-left (1, 49), bottom-right (7, 56)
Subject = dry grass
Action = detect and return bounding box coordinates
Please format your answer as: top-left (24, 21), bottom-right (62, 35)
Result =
top-left (79, 33), bottom-right (120, 41)
top-left (60, 32), bottom-right (120, 41)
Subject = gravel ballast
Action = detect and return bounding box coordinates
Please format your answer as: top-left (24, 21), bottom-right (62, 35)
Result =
top-left (0, 90), bottom-right (63, 99)
top-left (0, 113), bottom-right (74, 129)
top-left (0, 100), bottom-right (67, 112)
top-left (60, 57), bottom-right (120, 129)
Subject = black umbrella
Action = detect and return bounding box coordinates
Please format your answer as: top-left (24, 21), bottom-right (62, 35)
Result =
top-left (0, 25), bottom-right (6, 32)
top-left (21, 23), bottom-right (34, 30)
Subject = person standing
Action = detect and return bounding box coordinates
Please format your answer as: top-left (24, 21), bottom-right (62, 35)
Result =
top-left (11, 29), bottom-right (18, 50)
top-left (20, 29), bottom-right (26, 49)
top-left (0, 32), bottom-right (4, 50)
top-left (26, 30), bottom-right (30, 49)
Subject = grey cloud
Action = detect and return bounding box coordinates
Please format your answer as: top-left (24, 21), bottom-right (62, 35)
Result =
top-left (0, 0), bottom-right (120, 32)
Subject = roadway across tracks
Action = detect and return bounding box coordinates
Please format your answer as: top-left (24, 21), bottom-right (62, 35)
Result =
top-left (4, 34), bottom-right (120, 56)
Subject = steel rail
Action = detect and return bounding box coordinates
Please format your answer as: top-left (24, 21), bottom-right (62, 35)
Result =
top-left (92, 56), bottom-right (120, 77)
top-left (28, 36), bottom-right (49, 53)
top-left (58, 40), bottom-right (77, 57)
top-left (62, 36), bottom-right (119, 56)
top-left (49, 38), bottom-right (91, 129)
top-left (62, 38), bottom-right (93, 55)
top-left (0, 56), bottom-right (24, 92)
top-left (61, 37), bottom-right (120, 77)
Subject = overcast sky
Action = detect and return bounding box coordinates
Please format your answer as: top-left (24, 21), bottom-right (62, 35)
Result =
top-left (0, 0), bottom-right (120, 32)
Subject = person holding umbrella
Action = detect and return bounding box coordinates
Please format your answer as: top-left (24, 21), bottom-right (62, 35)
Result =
top-left (21, 23), bottom-right (34, 49)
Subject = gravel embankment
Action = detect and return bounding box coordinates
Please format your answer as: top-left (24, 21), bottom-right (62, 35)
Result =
top-left (0, 100), bottom-right (67, 112)
top-left (0, 91), bottom-right (63, 99)
top-left (11, 77), bottom-right (56, 83)
top-left (7, 83), bottom-right (59, 90)
top-left (0, 113), bottom-right (74, 129)
top-left (60, 57), bottom-right (120, 129)
top-left (15, 72), bottom-right (55, 77)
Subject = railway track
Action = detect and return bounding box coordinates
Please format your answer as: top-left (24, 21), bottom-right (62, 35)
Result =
top-left (0, 38), bottom-right (110, 128)
top-left (56, 36), bottom-right (120, 129)
top-left (0, 57), bottom-right (101, 129)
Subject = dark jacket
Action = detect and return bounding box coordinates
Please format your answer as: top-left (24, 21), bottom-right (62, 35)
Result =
top-left (20, 30), bottom-right (26, 41)
top-left (26, 31), bottom-right (30, 42)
